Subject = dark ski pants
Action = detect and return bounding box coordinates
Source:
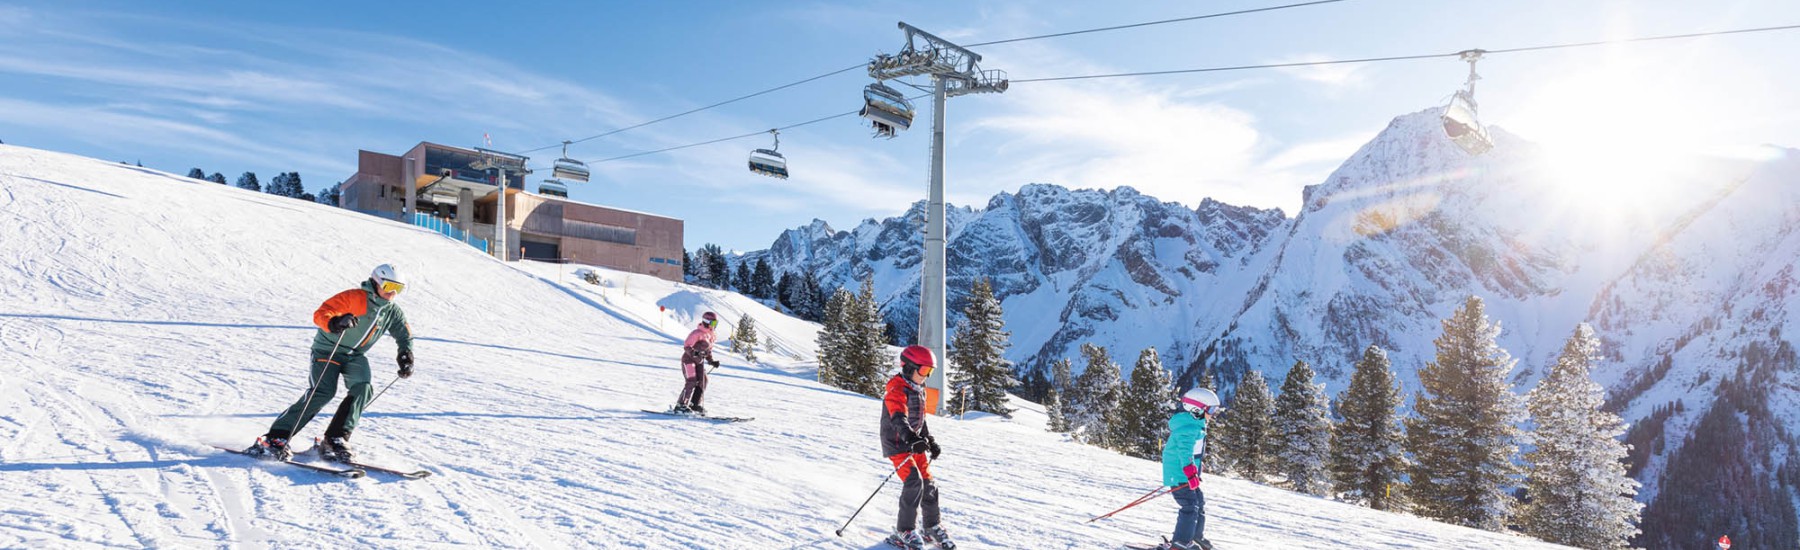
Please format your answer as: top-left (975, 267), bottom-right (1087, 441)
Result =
top-left (1172, 485), bottom-right (1205, 544)
top-left (891, 453), bottom-right (940, 532)
top-left (267, 349), bottom-right (373, 440)
top-left (678, 362), bottom-right (708, 406)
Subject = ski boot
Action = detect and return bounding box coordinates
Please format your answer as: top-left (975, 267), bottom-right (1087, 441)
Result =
top-left (1195, 540), bottom-right (1213, 550)
top-left (688, 403), bottom-right (707, 416)
top-left (671, 403), bottom-right (693, 415)
top-left (316, 435), bottom-right (356, 463)
top-left (885, 530), bottom-right (926, 550)
top-left (921, 525), bottom-right (955, 549)
top-left (245, 436), bottom-right (292, 461)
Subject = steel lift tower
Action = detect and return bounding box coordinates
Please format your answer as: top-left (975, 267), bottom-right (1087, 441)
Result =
top-left (869, 22), bottom-right (1007, 414)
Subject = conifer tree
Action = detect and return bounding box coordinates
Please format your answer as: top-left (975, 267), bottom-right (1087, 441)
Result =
top-left (188, 168), bottom-right (206, 179)
top-left (775, 272), bottom-right (793, 308)
top-left (208, 172), bottom-right (227, 185)
top-left (729, 314), bottom-right (760, 363)
top-left (815, 288), bottom-right (852, 389)
top-left (1111, 347), bottom-right (1175, 459)
top-left (734, 261), bottom-right (752, 293)
top-left (946, 278), bottom-right (1014, 417)
top-left (1330, 345), bottom-right (1409, 511)
top-left (1519, 324), bottom-right (1642, 549)
top-left (1067, 344), bottom-right (1122, 447)
top-left (844, 279), bottom-right (891, 396)
top-left (751, 259), bottom-right (775, 299)
top-left (1197, 367), bottom-right (1216, 391)
top-left (1273, 360), bottom-right (1333, 496)
top-left (1046, 358), bottom-right (1074, 433)
top-left (1405, 296), bottom-right (1523, 532)
top-left (316, 183), bottom-right (342, 206)
top-left (237, 172), bottom-right (259, 189)
top-left (683, 250), bottom-right (696, 281)
top-left (1214, 370), bottom-right (1275, 481)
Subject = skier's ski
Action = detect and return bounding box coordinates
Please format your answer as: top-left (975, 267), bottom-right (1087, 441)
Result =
top-left (641, 409), bottom-right (755, 423)
top-left (341, 460), bottom-right (432, 479)
top-left (1125, 542), bottom-right (1214, 550)
top-left (210, 444), bottom-right (365, 478)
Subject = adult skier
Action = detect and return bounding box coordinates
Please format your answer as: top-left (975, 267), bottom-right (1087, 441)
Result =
top-left (882, 345), bottom-right (955, 550)
top-left (1157, 387), bottom-right (1220, 550)
top-left (672, 311), bottom-right (720, 415)
top-left (246, 264), bottom-right (414, 463)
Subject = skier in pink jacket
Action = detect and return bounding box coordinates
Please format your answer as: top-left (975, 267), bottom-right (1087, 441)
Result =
top-left (672, 312), bottom-right (720, 415)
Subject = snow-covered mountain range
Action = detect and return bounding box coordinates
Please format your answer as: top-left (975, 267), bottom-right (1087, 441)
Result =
top-left (739, 108), bottom-right (1800, 544)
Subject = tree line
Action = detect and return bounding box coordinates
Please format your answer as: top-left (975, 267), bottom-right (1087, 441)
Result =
top-left (187, 167), bottom-right (340, 205)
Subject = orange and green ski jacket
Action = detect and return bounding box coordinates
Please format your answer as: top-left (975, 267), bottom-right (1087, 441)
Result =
top-left (310, 279), bottom-right (413, 357)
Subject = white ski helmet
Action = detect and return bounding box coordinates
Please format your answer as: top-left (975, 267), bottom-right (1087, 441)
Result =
top-left (1180, 387), bottom-right (1220, 414)
top-left (370, 264), bottom-right (402, 286)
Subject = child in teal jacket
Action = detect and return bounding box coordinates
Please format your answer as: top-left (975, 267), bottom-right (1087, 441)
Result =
top-left (1159, 387), bottom-right (1220, 550)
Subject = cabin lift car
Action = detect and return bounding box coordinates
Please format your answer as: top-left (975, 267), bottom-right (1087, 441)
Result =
top-left (1441, 49), bottom-right (1495, 155)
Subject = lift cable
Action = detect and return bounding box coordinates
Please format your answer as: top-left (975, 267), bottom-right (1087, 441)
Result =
top-left (964, 0), bottom-right (1346, 47)
top-left (570, 22), bottom-right (1800, 165)
top-left (1014, 23), bottom-right (1800, 83)
top-left (521, 0), bottom-right (1352, 154)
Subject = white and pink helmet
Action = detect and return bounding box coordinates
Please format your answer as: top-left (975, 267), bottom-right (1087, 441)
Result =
top-left (1181, 387), bottom-right (1220, 414)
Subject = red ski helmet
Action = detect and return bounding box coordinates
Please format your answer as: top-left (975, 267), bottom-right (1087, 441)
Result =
top-left (701, 311), bottom-right (718, 329)
top-left (900, 345), bottom-right (936, 377)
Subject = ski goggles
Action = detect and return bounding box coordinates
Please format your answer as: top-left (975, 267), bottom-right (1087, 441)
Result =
top-left (704, 319), bottom-right (718, 329)
top-left (378, 279), bottom-right (406, 295)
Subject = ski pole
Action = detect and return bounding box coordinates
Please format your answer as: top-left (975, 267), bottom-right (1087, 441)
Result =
top-left (291, 328), bottom-right (352, 436)
top-left (1087, 485), bottom-right (1174, 523)
top-left (835, 455), bottom-right (917, 537)
top-left (364, 375), bottom-right (403, 410)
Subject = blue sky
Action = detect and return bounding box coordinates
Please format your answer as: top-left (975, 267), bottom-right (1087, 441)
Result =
top-left (3, 1), bottom-right (1798, 252)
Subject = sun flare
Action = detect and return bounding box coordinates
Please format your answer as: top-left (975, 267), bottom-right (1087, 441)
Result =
top-left (1509, 60), bottom-right (1715, 223)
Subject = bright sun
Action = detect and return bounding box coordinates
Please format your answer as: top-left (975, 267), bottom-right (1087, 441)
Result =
top-left (1508, 60), bottom-right (1717, 223)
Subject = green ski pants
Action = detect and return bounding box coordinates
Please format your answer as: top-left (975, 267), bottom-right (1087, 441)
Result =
top-left (266, 349), bottom-right (373, 440)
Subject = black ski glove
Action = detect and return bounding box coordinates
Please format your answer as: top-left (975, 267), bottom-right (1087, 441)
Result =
top-left (396, 349), bottom-right (414, 378)
top-left (708, 359), bottom-right (721, 368)
top-left (927, 436), bottom-right (941, 460)
top-left (909, 439), bottom-right (930, 455)
top-left (327, 314), bottom-right (355, 334)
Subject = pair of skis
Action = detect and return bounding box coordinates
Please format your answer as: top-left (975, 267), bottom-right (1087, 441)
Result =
top-left (211, 444), bottom-right (431, 479)
top-left (641, 408), bottom-right (754, 423)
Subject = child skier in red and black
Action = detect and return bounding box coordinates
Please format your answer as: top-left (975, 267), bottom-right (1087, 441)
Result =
top-left (672, 311), bottom-right (720, 415)
top-left (882, 345), bottom-right (956, 550)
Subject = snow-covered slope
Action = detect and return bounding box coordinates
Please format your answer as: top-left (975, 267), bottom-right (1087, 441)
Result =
top-left (0, 144), bottom-right (1566, 548)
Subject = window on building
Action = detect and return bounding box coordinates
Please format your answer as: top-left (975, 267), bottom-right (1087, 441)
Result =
top-left (563, 220), bottom-right (637, 246)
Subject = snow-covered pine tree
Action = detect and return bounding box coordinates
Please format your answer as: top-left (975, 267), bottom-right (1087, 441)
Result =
top-left (815, 288), bottom-right (853, 389)
top-left (1214, 369), bottom-right (1274, 481)
top-left (1197, 367), bottom-right (1216, 391)
top-left (733, 262), bottom-right (752, 293)
top-left (236, 172), bottom-right (259, 190)
top-left (947, 278), bottom-right (1015, 417)
top-left (187, 168), bottom-right (206, 179)
top-left (208, 172), bottom-right (226, 185)
top-left (751, 259), bottom-right (775, 299)
top-left (1273, 359), bottom-right (1333, 496)
top-left (1111, 347), bottom-right (1174, 459)
top-left (1330, 345), bottom-right (1409, 511)
top-left (1047, 358), bottom-right (1074, 433)
top-left (316, 183), bottom-right (341, 206)
top-left (1404, 295), bottom-right (1523, 532)
top-left (682, 250), bottom-right (696, 282)
top-left (791, 272), bottom-right (825, 321)
top-left (729, 314), bottom-right (760, 363)
top-left (851, 279), bottom-right (892, 396)
top-left (774, 272), bottom-right (793, 308)
top-left (1519, 324), bottom-right (1642, 549)
top-left (1067, 344), bottom-right (1122, 447)
top-left (698, 244), bottom-right (728, 289)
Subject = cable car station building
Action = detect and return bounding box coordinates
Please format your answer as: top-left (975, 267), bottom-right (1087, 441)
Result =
top-left (338, 141), bottom-right (685, 282)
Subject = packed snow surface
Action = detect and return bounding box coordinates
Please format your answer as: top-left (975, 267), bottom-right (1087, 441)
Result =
top-left (0, 144), bottom-right (1568, 548)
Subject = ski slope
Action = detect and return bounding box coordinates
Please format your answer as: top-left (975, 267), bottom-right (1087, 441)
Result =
top-left (0, 144), bottom-right (1570, 548)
